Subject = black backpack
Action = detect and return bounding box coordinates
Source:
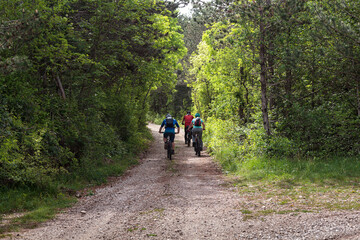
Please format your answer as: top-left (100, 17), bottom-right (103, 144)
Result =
top-left (194, 117), bottom-right (201, 126)
top-left (165, 118), bottom-right (174, 128)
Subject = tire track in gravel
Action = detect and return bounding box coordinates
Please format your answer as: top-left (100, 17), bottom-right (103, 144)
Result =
top-left (8, 123), bottom-right (360, 240)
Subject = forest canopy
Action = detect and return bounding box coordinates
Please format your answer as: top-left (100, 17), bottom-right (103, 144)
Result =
top-left (0, 0), bottom-right (186, 188)
top-left (187, 0), bottom-right (360, 161)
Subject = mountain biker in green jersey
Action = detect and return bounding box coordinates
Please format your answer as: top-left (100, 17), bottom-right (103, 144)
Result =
top-left (188, 113), bottom-right (205, 150)
top-left (159, 114), bottom-right (180, 153)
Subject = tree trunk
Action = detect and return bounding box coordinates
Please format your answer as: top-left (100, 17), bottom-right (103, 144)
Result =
top-left (142, 83), bottom-right (154, 110)
top-left (240, 66), bottom-right (250, 123)
top-left (268, 44), bottom-right (275, 111)
top-left (259, 9), bottom-right (271, 136)
top-left (266, 0), bottom-right (275, 114)
top-left (357, 78), bottom-right (360, 116)
top-left (55, 74), bottom-right (66, 100)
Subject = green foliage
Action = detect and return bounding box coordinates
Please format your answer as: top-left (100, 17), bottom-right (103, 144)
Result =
top-left (0, 0), bottom-right (185, 220)
top-left (0, 186), bottom-right (76, 234)
top-left (147, 112), bottom-right (166, 125)
top-left (189, 0), bottom-right (360, 162)
top-left (280, 103), bottom-right (360, 156)
top-left (236, 156), bottom-right (360, 186)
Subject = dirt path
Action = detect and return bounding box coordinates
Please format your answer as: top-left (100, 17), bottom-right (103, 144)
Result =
top-left (10, 124), bottom-right (360, 239)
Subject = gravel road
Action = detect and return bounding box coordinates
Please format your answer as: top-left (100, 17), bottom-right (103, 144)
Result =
top-left (9, 123), bottom-right (360, 240)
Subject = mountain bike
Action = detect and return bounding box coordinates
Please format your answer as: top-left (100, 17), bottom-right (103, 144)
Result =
top-left (185, 127), bottom-right (192, 147)
top-left (166, 134), bottom-right (173, 160)
top-left (193, 130), bottom-right (203, 156)
top-left (160, 131), bottom-right (177, 160)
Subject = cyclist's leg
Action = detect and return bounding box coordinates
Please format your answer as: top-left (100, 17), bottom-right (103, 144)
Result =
top-left (191, 128), bottom-right (196, 143)
top-left (163, 133), bottom-right (169, 149)
top-left (184, 126), bottom-right (188, 141)
top-left (198, 129), bottom-right (203, 149)
top-left (163, 132), bottom-right (168, 142)
top-left (192, 128), bottom-right (200, 146)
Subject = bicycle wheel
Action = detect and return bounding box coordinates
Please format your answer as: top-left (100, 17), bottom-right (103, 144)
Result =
top-left (167, 141), bottom-right (172, 160)
top-left (194, 138), bottom-right (198, 155)
top-left (187, 132), bottom-right (191, 147)
top-left (195, 136), bottom-right (201, 156)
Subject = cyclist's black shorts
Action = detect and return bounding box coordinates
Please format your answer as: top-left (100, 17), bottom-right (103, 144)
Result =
top-left (163, 132), bottom-right (175, 142)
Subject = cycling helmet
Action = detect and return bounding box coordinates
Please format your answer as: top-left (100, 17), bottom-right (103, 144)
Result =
top-left (166, 113), bottom-right (172, 118)
top-left (195, 113), bottom-right (200, 117)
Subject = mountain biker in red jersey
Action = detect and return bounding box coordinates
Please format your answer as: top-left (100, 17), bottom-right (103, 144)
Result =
top-left (181, 111), bottom-right (194, 144)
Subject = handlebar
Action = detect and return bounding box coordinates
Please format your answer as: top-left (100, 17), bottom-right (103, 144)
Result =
top-left (187, 129), bottom-right (205, 132)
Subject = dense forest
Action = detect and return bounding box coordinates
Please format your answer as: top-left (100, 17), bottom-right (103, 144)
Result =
top-left (0, 0), bottom-right (185, 207)
top-left (185, 0), bottom-right (360, 162)
top-left (1, 0), bottom-right (360, 227)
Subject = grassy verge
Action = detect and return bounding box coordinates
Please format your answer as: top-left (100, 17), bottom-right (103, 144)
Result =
top-left (0, 189), bottom-right (76, 235)
top-left (220, 156), bottom-right (360, 219)
top-left (0, 128), bottom-right (153, 237)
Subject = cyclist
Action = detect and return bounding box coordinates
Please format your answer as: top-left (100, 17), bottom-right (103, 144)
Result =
top-left (181, 111), bottom-right (194, 144)
top-left (188, 113), bottom-right (205, 150)
top-left (159, 114), bottom-right (180, 154)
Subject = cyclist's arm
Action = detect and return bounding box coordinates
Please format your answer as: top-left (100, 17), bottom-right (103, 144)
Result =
top-left (175, 122), bottom-right (180, 134)
top-left (181, 116), bottom-right (185, 125)
top-left (159, 121), bottom-right (165, 133)
top-left (202, 121), bottom-right (205, 130)
top-left (188, 121), bottom-right (193, 129)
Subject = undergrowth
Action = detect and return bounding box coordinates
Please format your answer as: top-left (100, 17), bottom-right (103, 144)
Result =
top-left (222, 156), bottom-right (360, 219)
top-left (204, 117), bottom-right (360, 214)
top-left (0, 126), bottom-right (153, 235)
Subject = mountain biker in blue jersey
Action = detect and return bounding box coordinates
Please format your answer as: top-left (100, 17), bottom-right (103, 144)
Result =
top-left (188, 113), bottom-right (205, 150)
top-left (159, 114), bottom-right (180, 154)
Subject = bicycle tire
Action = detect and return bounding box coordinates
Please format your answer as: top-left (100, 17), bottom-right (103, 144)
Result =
top-left (194, 135), bottom-right (201, 156)
top-left (187, 132), bottom-right (191, 147)
top-left (194, 137), bottom-right (198, 156)
top-left (167, 140), bottom-right (172, 160)
top-left (196, 144), bottom-right (200, 156)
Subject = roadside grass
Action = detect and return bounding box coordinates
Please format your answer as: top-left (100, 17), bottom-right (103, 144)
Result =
top-left (0, 188), bottom-right (76, 235)
top-left (222, 156), bottom-right (360, 219)
top-left (0, 156), bottom-right (136, 235)
top-left (0, 128), bottom-right (153, 236)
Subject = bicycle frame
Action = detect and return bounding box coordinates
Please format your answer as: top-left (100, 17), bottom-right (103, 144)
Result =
top-left (186, 127), bottom-right (192, 147)
top-left (192, 128), bottom-right (204, 156)
top-left (187, 130), bottom-right (191, 147)
top-left (166, 135), bottom-right (172, 159)
top-left (160, 131), bottom-right (178, 160)
top-left (193, 132), bottom-right (201, 156)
